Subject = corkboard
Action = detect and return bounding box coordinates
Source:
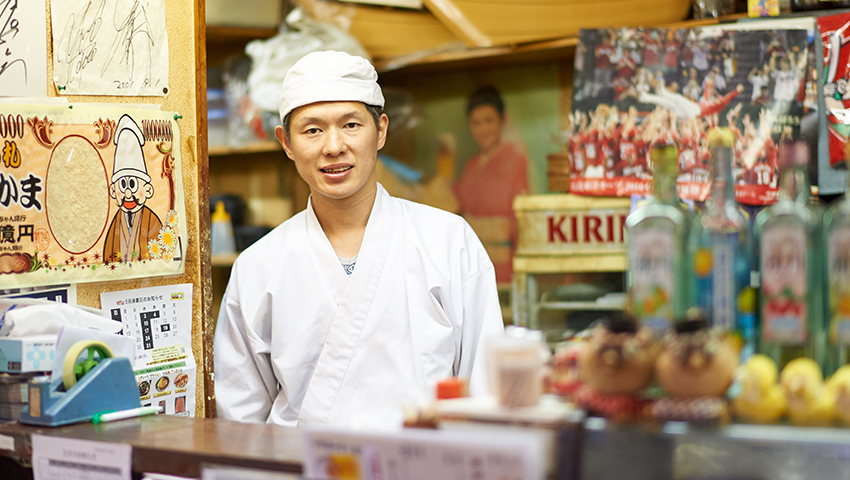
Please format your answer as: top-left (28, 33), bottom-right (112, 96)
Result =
top-left (37, 0), bottom-right (212, 416)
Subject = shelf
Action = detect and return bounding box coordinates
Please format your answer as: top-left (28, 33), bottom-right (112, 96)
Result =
top-left (583, 417), bottom-right (850, 480)
top-left (375, 13), bottom-right (747, 76)
top-left (208, 141), bottom-right (283, 156)
top-left (206, 25), bottom-right (278, 45)
top-left (538, 300), bottom-right (626, 311)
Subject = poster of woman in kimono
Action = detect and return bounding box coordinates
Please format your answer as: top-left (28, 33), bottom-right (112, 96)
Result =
top-left (453, 85), bottom-right (530, 286)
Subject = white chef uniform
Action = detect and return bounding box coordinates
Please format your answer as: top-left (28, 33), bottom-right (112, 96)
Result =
top-left (214, 183), bottom-right (504, 427)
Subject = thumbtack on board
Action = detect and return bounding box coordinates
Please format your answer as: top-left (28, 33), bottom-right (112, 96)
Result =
top-left (173, 114), bottom-right (183, 120)
top-left (57, 85), bottom-right (66, 91)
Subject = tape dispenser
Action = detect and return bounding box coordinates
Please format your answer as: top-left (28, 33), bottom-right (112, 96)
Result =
top-left (20, 340), bottom-right (140, 426)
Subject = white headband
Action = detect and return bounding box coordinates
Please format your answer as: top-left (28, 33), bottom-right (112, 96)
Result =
top-left (278, 50), bottom-right (385, 122)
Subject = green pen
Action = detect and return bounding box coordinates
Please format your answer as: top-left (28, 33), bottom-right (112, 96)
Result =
top-left (92, 405), bottom-right (161, 424)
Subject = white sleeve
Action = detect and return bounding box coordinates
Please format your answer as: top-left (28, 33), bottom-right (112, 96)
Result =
top-left (213, 264), bottom-right (278, 423)
top-left (456, 237), bottom-right (505, 397)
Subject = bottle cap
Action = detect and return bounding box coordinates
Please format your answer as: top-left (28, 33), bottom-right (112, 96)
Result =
top-left (436, 377), bottom-right (468, 399)
top-left (707, 127), bottom-right (735, 148)
top-left (211, 201), bottom-right (231, 223)
top-left (650, 143), bottom-right (677, 176)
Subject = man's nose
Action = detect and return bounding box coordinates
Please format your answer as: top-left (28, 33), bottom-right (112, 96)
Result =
top-left (322, 129), bottom-right (346, 157)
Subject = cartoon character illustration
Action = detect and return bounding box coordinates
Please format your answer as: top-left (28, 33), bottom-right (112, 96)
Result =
top-left (103, 115), bottom-right (163, 262)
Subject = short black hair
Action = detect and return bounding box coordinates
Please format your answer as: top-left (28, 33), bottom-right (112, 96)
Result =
top-left (466, 85), bottom-right (504, 118)
top-left (282, 103), bottom-right (384, 143)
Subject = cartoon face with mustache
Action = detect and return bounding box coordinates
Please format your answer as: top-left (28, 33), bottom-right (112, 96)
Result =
top-left (102, 114), bottom-right (163, 263)
top-left (110, 173), bottom-right (153, 214)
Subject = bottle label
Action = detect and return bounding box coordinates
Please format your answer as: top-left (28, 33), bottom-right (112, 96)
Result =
top-left (630, 230), bottom-right (675, 336)
top-left (760, 226), bottom-right (807, 344)
top-left (712, 236), bottom-right (736, 331)
top-left (828, 227), bottom-right (850, 344)
top-left (694, 234), bottom-right (737, 331)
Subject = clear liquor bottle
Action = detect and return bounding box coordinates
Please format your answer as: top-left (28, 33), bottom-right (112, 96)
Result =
top-left (626, 143), bottom-right (692, 337)
top-left (824, 168), bottom-right (850, 372)
top-left (755, 140), bottom-right (825, 369)
top-left (691, 128), bottom-right (753, 335)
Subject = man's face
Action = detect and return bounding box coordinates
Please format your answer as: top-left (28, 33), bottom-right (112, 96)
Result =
top-left (468, 104), bottom-right (503, 154)
top-left (276, 101), bottom-right (387, 203)
top-left (110, 176), bottom-right (154, 213)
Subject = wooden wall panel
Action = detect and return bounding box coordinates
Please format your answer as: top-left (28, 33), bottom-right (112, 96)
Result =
top-left (37, 0), bottom-right (211, 417)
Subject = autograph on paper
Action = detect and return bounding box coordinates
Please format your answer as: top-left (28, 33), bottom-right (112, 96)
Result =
top-left (54, 0), bottom-right (167, 95)
top-left (101, 0), bottom-right (156, 87)
top-left (56, 0), bottom-right (105, 87)
top-left (0, 0), bottom-right (26, 85)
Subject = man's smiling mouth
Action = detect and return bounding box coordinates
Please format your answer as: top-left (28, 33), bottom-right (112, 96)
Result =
top-left (321, 166), bottom-right (352, 174)
top-left (123, 200), bottom-right (138, 209)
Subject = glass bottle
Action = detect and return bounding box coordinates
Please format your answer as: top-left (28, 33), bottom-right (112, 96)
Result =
top-left (626, 143), bottom-right (692, 337)
top-left (755, 140), bottom-right (824, 370)
top-left (824, 169), bottom-right (850, 372)
top-left (691, 128), bottom-right (754, 335)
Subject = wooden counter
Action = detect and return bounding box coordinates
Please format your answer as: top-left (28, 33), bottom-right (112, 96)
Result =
top-left (0, 415), bottom-right (304, 478)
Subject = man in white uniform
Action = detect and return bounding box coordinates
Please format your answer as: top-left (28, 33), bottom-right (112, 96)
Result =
top-left (214, 51), bottom-right (505, 427)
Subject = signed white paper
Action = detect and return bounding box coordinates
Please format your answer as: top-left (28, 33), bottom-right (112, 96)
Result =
top-left (51, 0), bottom-right (169, 96)
top-left (0, 0), bottom-right (48, 97)
top-left (32, 434), bottom-right (132, 480)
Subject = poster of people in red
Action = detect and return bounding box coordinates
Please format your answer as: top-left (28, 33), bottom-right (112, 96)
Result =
top-left (570, 22), bottom-right (811, 206)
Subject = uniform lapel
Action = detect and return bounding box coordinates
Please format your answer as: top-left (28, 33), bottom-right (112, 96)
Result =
top-left (298, 186), bottom-right (395, 424)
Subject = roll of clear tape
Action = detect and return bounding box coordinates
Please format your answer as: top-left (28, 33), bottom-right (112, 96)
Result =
top-left (62, 340), bottom-right (114, 391)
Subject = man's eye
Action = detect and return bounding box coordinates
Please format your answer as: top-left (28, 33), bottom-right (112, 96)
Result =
top-left (345, 122), bottom-right (359, 129)
top-left (120, 178), bottom-right (127, 190)
top-left (305, 128), bottom-right (320, 134)
top-left (129, 178), bottom-right (137, 190)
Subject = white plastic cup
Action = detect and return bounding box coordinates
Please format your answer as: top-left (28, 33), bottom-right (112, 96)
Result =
top-left (487, 327), bottom-right (547, 408)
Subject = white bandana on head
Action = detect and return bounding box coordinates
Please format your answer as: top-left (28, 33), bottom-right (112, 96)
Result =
top-left (278, 50), bottom-right (385, 122)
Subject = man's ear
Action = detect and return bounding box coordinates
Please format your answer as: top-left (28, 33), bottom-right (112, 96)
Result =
top-left (275, 125), bottom-right (294, 161)
top-left (376, 113), bottom-right (389, 151)
top-left (143, 183), bottom-right (154, 199)
top-left (110, 183), bottom-right (117, 199)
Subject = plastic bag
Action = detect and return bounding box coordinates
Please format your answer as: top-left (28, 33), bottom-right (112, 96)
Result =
top-left (245, 8), bottom-right (370, 113)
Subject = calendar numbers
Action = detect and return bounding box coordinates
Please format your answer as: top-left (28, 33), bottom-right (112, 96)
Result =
top-left (115, 302), bottom-right (179, 353)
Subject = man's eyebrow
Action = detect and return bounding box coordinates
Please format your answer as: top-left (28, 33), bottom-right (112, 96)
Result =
top-left (294, 111), bottom-right (367, 127)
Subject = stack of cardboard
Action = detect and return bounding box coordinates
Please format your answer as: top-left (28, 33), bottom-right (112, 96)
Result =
top-left (0, 373), bottom-right (37, 422)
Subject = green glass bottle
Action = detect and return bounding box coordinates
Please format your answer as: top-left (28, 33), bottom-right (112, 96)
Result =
top-left (690, 128), bottom-right (754, 334)
top-left (824, 169), bottom-right (850, 372)
top-left (626, 143), bottom-right (692, 337)
top-left (755, 140), bottom-right (825, 369)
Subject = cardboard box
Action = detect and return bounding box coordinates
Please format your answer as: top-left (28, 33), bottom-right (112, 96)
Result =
top-left (0, 335), bottom-right (56, 373)
top-left (206, 0), bottom-right (283, 29)
top-left (514, 194), bottom-right (631, 257)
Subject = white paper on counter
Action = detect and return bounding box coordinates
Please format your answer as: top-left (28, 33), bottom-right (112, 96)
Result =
top-left (202, 465), bottom-right (299, 480)
top-left (100, 283), bottom-right (196, 417)
top-left (302, 426), bottom-right (544, 480)
top-left (32, 434), bottom-right (131, 480)
top-left (0, 0), bottom-right (48, 97)
top-left (51, 0), bottom-right (169, 96)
